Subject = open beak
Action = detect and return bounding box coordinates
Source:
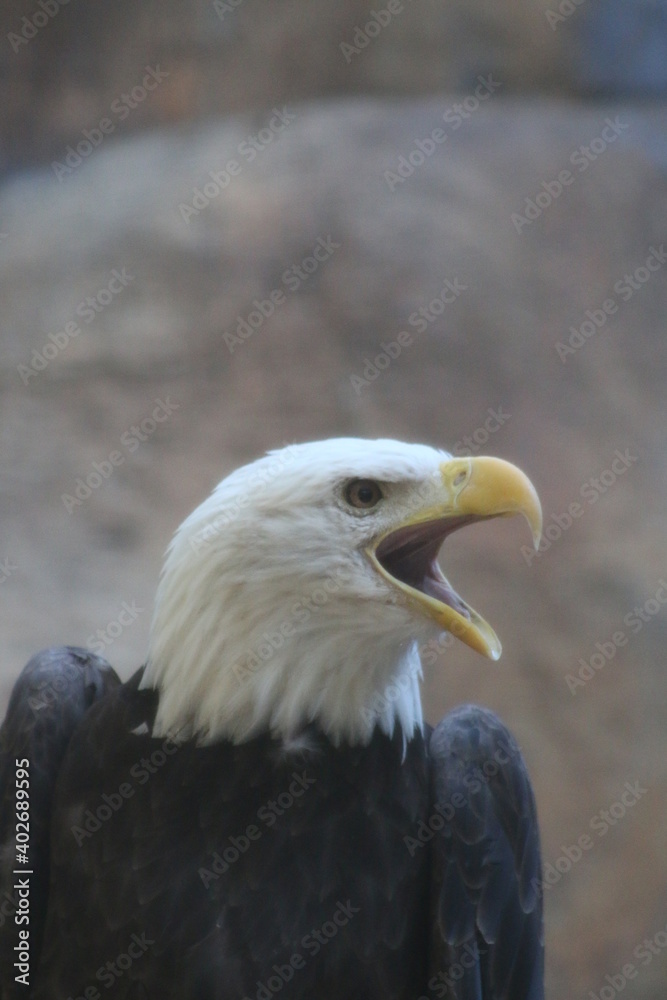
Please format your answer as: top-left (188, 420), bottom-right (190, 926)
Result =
top-left (367, 456), bottom-right (542, 660)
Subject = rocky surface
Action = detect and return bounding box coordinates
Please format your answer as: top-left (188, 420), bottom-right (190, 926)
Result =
top-left (1, 94), bottom-right (667, 998)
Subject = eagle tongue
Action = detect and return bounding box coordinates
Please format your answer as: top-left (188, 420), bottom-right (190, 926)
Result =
top-left (421, 571), bottom-right (472, 620)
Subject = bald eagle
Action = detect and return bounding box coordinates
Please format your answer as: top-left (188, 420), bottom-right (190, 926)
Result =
top-left (1, 438), bottom-right (544, 1000)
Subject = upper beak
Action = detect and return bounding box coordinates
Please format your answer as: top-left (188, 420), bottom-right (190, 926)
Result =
top-left (367, 455), bottom-right (542, 660)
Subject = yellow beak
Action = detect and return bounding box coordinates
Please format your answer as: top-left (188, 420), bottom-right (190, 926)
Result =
top-left (367, 456), bottom-right (542, 660)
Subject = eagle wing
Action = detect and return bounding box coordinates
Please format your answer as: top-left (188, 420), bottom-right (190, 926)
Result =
top-left (0, 646), bottom-right (120, 997)
top-left (427, 704), bottom-right (544, 1000)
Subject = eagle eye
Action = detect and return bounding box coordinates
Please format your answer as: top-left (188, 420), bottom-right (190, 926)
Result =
top-left (344, 479), bottom-right (384, 510)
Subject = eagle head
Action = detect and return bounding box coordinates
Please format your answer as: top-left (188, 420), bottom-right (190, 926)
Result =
top-left (143, 439), bottom-right (541, 746)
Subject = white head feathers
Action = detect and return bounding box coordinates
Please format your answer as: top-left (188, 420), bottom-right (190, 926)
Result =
top-left (142, 438), bottom-right (451, 746)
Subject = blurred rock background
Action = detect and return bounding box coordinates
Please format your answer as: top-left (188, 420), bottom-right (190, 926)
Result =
top-left (1, 1), bottom-right (666, 996)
